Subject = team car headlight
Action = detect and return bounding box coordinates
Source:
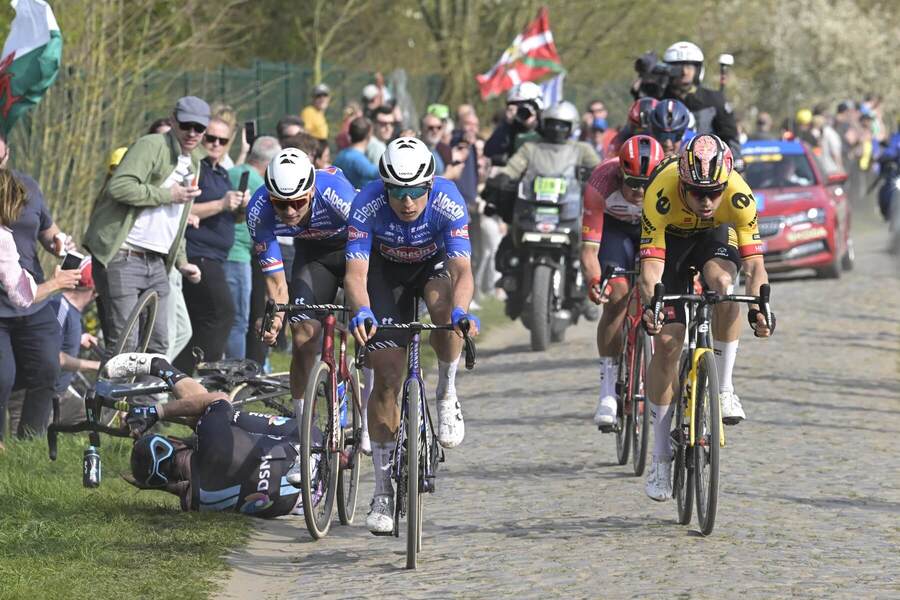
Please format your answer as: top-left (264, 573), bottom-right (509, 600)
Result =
top-left (783, 207), bottom-right (826, 227)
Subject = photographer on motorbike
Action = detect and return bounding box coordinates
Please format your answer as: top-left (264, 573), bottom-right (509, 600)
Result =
top-left (484, 101), bottom-right (600, 332)
top-left (660, 41), bottom-right (742, 166)
top-left (484, 81), bottom-right (545, 167)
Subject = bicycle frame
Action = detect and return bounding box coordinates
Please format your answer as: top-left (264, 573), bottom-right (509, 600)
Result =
top-left (681, 300), bottom-right (726, 449)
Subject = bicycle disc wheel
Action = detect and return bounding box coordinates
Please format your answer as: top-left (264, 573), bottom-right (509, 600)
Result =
top-left (300, 362), bottom-right (339, 539)
top-left (674, 356), bottom-right (694, 525)
top-left (693, 351), bottom-right (720, 536)
top-left (631, 331), bottom-right (651, 476)
top-left (337, 361), bottom-right (362, 525)
top-left (406, 379), bottom-right (422, 570)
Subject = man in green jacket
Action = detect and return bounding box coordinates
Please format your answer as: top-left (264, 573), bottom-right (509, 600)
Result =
top-left (84, 96), bottom-right (208, 355)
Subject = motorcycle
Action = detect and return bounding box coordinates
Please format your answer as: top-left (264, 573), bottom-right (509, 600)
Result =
top-left (490, 168), bottom-right (591, 351)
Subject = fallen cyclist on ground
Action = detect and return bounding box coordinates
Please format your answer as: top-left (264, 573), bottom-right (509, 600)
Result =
top-left (106, 352), bottom-right (321, 518)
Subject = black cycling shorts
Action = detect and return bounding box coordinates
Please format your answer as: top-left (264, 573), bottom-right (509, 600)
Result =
top-left (598, 216), bottom-right (641, 272)
top-left (660, 224), bottom-right (740, 325)
top-left (366, 251), bottom-right (450, 351)
top-left (288, 240), bottom-right (346, 323)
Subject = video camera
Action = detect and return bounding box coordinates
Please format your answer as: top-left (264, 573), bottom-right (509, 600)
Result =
top-left (633, 52), bottom-right (683, 100)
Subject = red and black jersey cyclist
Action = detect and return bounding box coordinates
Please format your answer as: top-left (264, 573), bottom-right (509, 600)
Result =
top-left (608, 98), bottom-right (658, 154)
top-left (581, 135), bottom-right (665, 428)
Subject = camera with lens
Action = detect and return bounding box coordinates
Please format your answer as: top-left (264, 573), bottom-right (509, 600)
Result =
top-left (515, 102), bottom-right (537, 123)
top-left (633, 51), bottom-right (683, 99)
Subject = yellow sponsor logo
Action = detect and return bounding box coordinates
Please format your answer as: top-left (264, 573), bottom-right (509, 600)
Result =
top-left (786, 226), bottom-right (827, 243)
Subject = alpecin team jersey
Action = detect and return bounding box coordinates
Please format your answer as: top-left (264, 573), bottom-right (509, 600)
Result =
top-left (581, 157), bottom-right (642, 245)
top-left (246, 166), bottom-right (356, 275)
top-left (639, 159), bottom-right (763, 261)
top-left (344, 177), bottom-right (472, 264)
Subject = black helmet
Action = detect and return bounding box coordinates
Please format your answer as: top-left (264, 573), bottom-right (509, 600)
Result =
top-left (131, 434), bottom-right (176, 488)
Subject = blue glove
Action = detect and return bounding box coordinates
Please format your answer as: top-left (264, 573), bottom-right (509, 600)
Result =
top-left (350, 306), bottom-right (376, 336)
top-left (126, 405), bottom-right (159, 435)
top-left (451, 306), bottom-right (480, 332)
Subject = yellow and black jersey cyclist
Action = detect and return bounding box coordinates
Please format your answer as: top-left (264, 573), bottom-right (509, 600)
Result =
top-left (637, 134), bottom-right (775, 503)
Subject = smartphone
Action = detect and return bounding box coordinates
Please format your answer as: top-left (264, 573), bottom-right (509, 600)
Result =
top-left (244, 120), bottom-right (257, 148)
top-left (238, 171), bottom-right (250, 193)
top-left (61, 250), bottom-right (84, 270)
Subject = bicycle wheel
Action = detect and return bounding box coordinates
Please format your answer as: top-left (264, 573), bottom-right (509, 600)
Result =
top-left (337, 361), bottom-right (362, 525)
top-left (299, 362), bottom-right (340, 539)
top-left (614, 327), bottom-right (632, 465)
top-left (674, 355), bottom-right (694, 525)
top-left (406, 379), bottom-right (422, 570)
top-left (631, 330), bottom-right (652, 476)
top-left (693, 351), bottom-right (720, 536)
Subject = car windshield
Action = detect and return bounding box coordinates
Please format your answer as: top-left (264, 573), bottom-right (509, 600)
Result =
top-left (743, 152), bottom-right (816, 189)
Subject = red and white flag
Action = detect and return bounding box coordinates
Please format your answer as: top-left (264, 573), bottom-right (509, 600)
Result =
top-left (476, 7), bottom-right (563, 100)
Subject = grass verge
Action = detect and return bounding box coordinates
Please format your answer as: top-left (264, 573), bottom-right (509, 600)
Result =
top-left (0, 432), bottom-right (251, 600)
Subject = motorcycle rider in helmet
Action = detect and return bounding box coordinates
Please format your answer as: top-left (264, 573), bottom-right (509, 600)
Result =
top-left (484, 81), bottom-right (545, 166)
top-left (662, 41), bottom-right (742, 168)
top-left (484, 101), bottom-right (601, 322)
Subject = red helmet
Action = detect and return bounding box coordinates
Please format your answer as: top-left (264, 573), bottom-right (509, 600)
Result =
top-left (678, 134), bottom-right (733, 190)
top-left (619, 135), bottom-right (665, 181)
top-left (627, 97), bottom-right (659, 129)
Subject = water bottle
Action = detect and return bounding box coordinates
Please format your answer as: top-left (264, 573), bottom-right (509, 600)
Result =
top-left (337, 382), bottom-right (348, 428)
top-left (83, 446), bottom-right (101, 488)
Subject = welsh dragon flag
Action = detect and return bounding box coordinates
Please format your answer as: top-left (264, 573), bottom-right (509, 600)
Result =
top-left (476, 7), bottom-right (563, 100)
top-left (0, 0), bottom-right (62, 135)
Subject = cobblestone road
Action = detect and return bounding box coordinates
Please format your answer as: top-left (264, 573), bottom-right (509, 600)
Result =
top-left (220, 228), bottom-right (899, 599)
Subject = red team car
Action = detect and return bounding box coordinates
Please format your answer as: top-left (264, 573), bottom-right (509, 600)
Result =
top-left (741, 139), bottom-right (854, 278)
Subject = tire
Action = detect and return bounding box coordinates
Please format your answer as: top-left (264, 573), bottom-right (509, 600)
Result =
top-left (529, 264), bottom-right (553, 351)
top-left (406, 379), bottom-right (422, 570)
top-left (299, 362), bottom-right (339, 539)
top-left (337, 361), bottom-right (362, 525)
top-left (674, 354), bottom-right (694, 525)
top-left (103, 290), bottom-right (159, 425)
top-left (693, 351), bottom-right (720, 536)
top-left (816, 249), bottom-right (842, 279)
top-left (631, 331), bottom-right (651, 476)
top-left (615, 321), bottom-right (632, 465)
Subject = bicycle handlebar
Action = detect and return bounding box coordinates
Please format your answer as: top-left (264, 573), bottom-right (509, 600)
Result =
top-left (261, 299), bottom-right (352, 341)
top-left (354, 318), bottom-right (477, 371)
top-left (646, 282), bottom-right (773, 335)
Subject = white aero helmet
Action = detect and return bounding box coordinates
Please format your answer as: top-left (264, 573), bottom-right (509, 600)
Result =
top-left (507, 81), bottom-right (546, 111)
top-left (664, 41), bottom-right (705, 82)
top-left (378, 137), bottom-right (436, 187)
top-left (265, 148), bottom-right (315, 200)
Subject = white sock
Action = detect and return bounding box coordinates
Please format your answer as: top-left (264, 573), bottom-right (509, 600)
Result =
top-left (650, 402), bottom-right (674, 459)
top-left (713, 340), bottom-right (739, 393)
top-left (360, 367), bottom-right (374, 436)
top-left (598, 356), bottom-right (618, 400)
top-left (436, 357), bottom-right (460, 399)
top-left (371, 441), bottom-right (394, 496)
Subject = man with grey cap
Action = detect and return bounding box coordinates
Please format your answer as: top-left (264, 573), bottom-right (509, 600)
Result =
top-left (84, 95), bottom-right (208, 355)
top-left (300, 83), bottom-right (330, 142)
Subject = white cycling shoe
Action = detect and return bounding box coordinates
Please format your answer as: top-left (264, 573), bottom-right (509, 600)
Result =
top-left (593, 395), bottom-right (618, 428)
top-left (720, 391), bottom-right (746, 425)
top-left (102, 352), bottom-right (166, 379)
top-left (366, 494), bottom-right (394, 535)
top-left (436, 391), bottom-right (465, 448)
top-left (645, 456), bottom-right (673, 502)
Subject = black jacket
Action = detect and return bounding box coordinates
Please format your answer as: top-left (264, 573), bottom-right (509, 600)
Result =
top-left (665, 85), bottom-right (741, 159)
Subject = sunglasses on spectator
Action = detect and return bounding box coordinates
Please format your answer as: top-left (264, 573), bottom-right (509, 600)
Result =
top-left (425, 124), bottom-right (443, 131)
top-left (387, 184), bottom-right (429, 200)
top-left (622, 175), bottom-right (649, 190)
top-left (271, 195), bottom-right (311, 211)
top-left (376, 120), bottom-right (395, 128)
top-left (684, 184), bottom-right (726, 199)
top-left (203, 134), bottom-right (230, 146)
top-left (178, 121), bottom-right (206, 134)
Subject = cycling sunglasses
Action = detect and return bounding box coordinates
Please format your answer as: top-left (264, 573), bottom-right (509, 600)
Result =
top-left (622, 175), bottom-right (649, 190)
top-left (683, 183), bottom-right (726, 199)
top-left (271, 194), bottom-right (311, 211)
top-left (652, 129), bottom-right (684, 144)
top-left (144, 436), bottom-right (174, 487)
top-left (386, 184), bottom-right (430, 201)
top-left (178, 121), bottom-right (206, 134)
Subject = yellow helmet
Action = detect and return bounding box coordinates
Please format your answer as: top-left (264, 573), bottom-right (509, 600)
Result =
top-left (795, 108), bottom-right (813, 126)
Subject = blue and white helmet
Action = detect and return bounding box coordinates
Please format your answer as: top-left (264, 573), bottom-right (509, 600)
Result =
top-left (265, 148), bottom-right (315, 200)
top-left (379, 137), bottom-right (435, 187)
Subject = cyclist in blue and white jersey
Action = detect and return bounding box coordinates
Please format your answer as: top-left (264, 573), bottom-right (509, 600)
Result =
top-left (246, 148), bottom-right (367, 446)
top-left (343, 137), bottom-right (480, 535)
